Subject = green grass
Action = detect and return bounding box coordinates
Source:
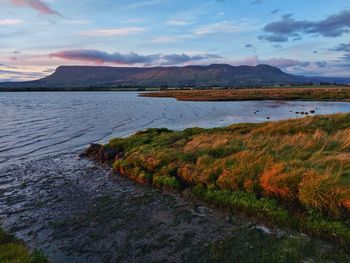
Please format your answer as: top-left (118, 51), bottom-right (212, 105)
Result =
top-left (100, 113), bottom-right (350, 244)
top-left (0, 228), bottom-right (48, 263)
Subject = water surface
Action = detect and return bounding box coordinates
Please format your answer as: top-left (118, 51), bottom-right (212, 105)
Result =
top-left (2, 91), bottom-right (350, 168)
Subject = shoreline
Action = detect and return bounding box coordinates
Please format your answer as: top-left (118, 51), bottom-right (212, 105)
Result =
top-left (84, 113), bottom-right (350, 247)
top-left (140, 87), bottom-right (350, 102)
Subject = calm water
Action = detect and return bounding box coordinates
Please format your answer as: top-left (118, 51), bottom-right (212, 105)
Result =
top-left (2, 91), bottom-right (350, 168)
top-left (1, 92), bottom-right (350, 262)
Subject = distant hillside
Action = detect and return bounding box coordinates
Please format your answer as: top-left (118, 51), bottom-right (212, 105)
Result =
top-left (0, 64), bottom-right (310, 90)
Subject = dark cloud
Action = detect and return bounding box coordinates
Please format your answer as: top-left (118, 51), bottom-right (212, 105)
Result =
top-left (270, 9), bottom-right (280, 15)
top-left (329, 43), bottom-right (350, 67)
top-left (245, 44), bottom-right (253, 48)
top-left (8, 0), bottom-right (60, 16)
top-left (50, 49), bottom-right (222, 66)
top-left (260, 10), bottom-right (350, 42)
top-left (161, 53), bottom-right (222, 65)
top-left (315, 61), bottom-right (327, 68)
top-left (264, 58), bottom-right (310, 68)
top-left (272, 44), bottom-right (282, 49)
top-left (50, 50), bottom-right (156, 64)
top-left (330, 43), bottom-right (350, 52)
top-left (340, 53), bottom-right (350, 62)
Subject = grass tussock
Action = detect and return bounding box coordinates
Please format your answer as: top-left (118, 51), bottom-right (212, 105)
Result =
top-left (104, 113), bottom-right (350, 244)
top-left (141, 87), bottom-right (350, 102)
top-left (0, 228), bottom-right (48, 263)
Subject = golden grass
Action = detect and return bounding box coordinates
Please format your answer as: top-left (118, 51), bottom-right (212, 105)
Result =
top-left (140, 87), bottom-right (350, 102)
top-left (108, 113), bottom-right (350, 220)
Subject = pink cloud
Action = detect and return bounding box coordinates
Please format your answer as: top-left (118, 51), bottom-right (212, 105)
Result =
top-left (80, 27), bottom-right (146, 37)
top-left (9, 0), bottom-right (60, 15)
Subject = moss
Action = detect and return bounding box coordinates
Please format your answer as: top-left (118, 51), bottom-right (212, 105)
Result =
top-left (0, 228), bottom-right (48, 263)
top-left (153, 175), bottom-right (181, 190)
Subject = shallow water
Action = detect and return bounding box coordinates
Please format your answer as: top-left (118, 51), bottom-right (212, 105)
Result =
top-left (1, 92), bottom-right (350, 168)
top-left (1, 92), bottom-right (350, 262)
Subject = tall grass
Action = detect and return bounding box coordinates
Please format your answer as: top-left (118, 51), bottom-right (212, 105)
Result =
top-left (104, 113), bottom-right (350, 243)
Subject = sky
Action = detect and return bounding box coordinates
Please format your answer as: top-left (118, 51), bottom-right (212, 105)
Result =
top-left (0, 0), bottom-right (350, 81)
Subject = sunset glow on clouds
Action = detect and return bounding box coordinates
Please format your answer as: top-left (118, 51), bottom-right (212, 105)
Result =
top-left (1, 0), bottom-right (350, 81)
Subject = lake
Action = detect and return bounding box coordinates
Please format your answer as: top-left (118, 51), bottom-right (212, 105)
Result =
top-left (2, 91), bottom-right (350, 168)
top-left (1, 92), bottom-right (350, 262)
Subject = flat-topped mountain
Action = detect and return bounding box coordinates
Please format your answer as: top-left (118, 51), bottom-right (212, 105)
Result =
top-left (41, 64), bottom-right (306, 87)
top-left (0, 64), bottom-right (310, 90)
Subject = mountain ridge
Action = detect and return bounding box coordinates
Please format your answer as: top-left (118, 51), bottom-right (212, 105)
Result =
top-left (1, 64), bottom-right (348, 90)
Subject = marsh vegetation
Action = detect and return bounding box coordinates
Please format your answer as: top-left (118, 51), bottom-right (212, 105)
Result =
top-left (141, 87), bottom-right (350, 102)
top-left (89, 113), bottom-right (350, 245)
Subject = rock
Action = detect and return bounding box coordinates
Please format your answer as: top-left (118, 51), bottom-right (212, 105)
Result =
top-left (82, 143), bottom-right (120, 164)
top-left (81, 143), bottom-right (103, 159)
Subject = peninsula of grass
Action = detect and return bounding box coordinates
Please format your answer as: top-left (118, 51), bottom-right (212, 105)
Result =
top-left (0, 228), bottom-right (47, 263)
top-left (140, 87), bottom-right (350, 102)
top-left (86, 113), bottom-right (350, 245)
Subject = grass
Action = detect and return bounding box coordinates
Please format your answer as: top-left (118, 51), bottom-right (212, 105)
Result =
top-left (0, 228), bottom-right (48, 263)
top-left (140, 87), bottom-right (350, 102)
top-left (100, 113), bottom-right (350, 244)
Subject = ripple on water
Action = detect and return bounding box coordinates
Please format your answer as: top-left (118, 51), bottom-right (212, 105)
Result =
top-left (2, 92), bottom-right (350, 168)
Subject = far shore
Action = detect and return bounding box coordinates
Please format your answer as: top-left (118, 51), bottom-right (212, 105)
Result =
top-left (0, 85), bottom-right (350, 94)
top-left (140, 86), bottom-right (350, 102)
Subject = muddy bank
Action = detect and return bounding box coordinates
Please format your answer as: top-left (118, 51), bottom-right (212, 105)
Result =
top-left (0, 152), bottom-right (349, 262)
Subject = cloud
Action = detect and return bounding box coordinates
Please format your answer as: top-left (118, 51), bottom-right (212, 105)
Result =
top-left (166, 20), bottom-right (191, 26)
top-left (80, 27), bottom-right (146, 37)
top-left (245, 44), bottom-right (253, 48)
top-left (160, 53), bottom-right (222, 65)
top-left (193, 21), bottom-right (242, 36)
top-left (7, 0), bottom-right (60, 15)
top-left (125, 0), bottom-right (165, 9)
top-left (49, 49), bottom-right (222, 66)
top-left (225, 55), bottom-right (329, 75)
top-left (330, 43), bottom-right (350, 52)
top-left (50, 50), bottom-right (155, 65)
top-left (151, 34), bottom-right (192, 43)
top-left (330, 43), bottom-right (350, 67)
top-left (270, 9), bottom-right (280, 15)
top-left (0, 19), bottom-right (23, 25)
top-left (260, 10), bottom-right (350, 42)
top-left (0, 65), bottom-right (47, 81)
top-left (340, 53), bottom-right (350, 62)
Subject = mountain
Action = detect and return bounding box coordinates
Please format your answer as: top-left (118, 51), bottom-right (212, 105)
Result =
top-left (0, 64), bottom-right (317, 91)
